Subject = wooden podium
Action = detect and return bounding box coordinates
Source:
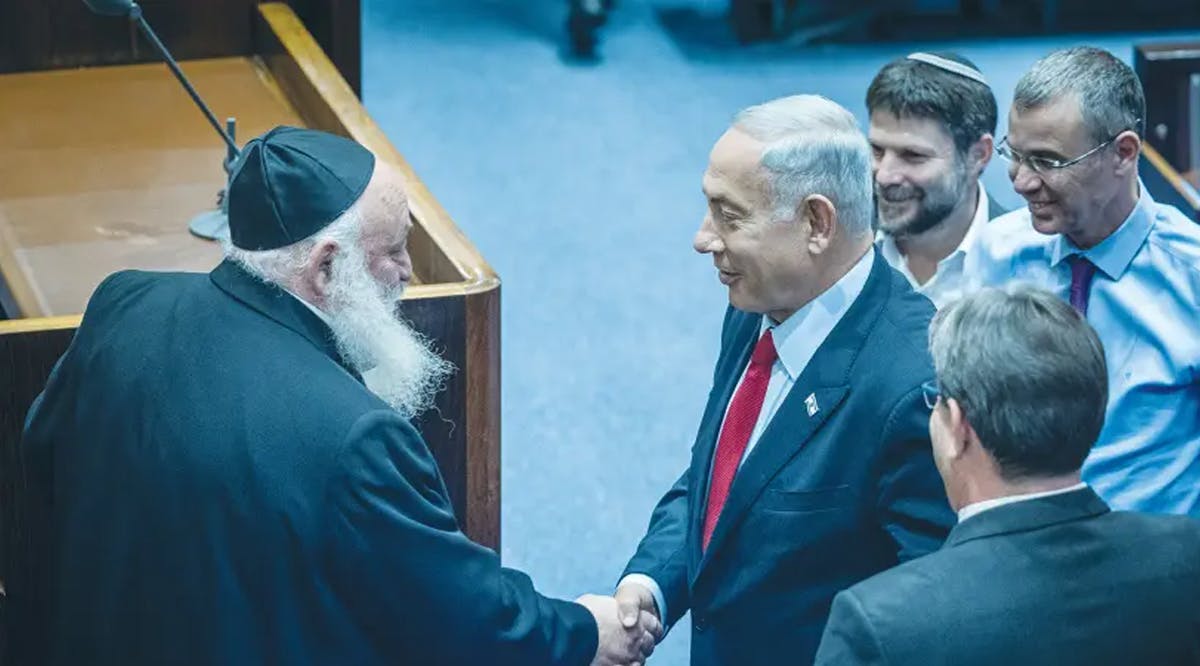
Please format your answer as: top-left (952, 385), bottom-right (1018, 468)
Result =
top-left (0, 3), bottom-right (501, 659)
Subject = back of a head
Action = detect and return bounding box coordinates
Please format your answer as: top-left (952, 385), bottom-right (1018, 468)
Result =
top-left (866, 51), bottom-right (998, 155)
top-left (733, 94), bottom-right (875, 238)
top-left (1013, 46), bottom-right (1146, 143)
top-left (929, 286), bottom-right (1108, 480)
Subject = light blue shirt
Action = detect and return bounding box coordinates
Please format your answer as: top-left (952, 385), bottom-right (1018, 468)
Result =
top-left (620, 248), bottom-right (876, 626)
top-left (965, 186), bottom-right (1200, 516)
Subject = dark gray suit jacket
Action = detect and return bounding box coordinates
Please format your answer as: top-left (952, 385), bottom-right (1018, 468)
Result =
top-left (815, 487), bottom-right (1200, 666)
top-left (16, 261), bottom-right (597, 665)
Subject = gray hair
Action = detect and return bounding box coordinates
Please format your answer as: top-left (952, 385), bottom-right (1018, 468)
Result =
top-left (929, 285), bottom-right (1107, 480)
top-left (223, 202), bottom-right (365, 285)
top-left (1013, 46), bottom-right (1145, 143)
top-left (733, 94), bottom-right (875, 237)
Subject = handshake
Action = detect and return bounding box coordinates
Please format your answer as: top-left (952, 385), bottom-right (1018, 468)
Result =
top-left (577, 583), bottom-right (664, 666)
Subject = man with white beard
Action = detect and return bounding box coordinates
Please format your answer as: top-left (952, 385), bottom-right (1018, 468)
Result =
top-left (18, 127), bottom-right (658, 666)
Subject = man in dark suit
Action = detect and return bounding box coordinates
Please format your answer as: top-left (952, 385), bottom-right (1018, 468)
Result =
top-left (815, 285), bottom-right (1200, 666)
top-left (17, 127), bottom-right (658, 666)
top-left (867, 51), bottom-right (1009, 308)
top-left (611, 95), bottom-right (955, 666)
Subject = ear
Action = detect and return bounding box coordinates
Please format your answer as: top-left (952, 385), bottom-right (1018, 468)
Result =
top-left (299, 239), bottom-right (340, 307)
top-left (1112, 130), bottom-right (1141, 176)
top-left (944, 398), bottom-right (973, 460)
top-left (801, 194), bottom-right (838, 254)
top-left (968, 134), bottom-right (994, 175)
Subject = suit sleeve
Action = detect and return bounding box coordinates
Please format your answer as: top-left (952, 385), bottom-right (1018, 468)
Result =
top-left (621, 468), bottom-right (692, 628)
top-left (814, 590), bottom-right (889, 666)
top-left (621, 306), bottom-right (750, 629)
top-left (875, 386), bottom-right (955, 561)
top-left (323, 410), bottom-right (597, 666)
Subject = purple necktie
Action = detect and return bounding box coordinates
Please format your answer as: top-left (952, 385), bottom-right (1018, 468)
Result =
top-left (1068, 255), bottom-right (1097, 316)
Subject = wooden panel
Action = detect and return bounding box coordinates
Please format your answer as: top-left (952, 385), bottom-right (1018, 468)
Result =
top-left (0, 58), bottom-right (304, 317)
top-left (408, 296), bottom-right (471, 531)
top-left (286, 0), bottom-right (362, 96)
top-left (1135, 41), bottom-right (1200, 174)
top-left (0, 0), bottom-right (256, 74)
top-left (1142, 144), bottom-right (1200, 221)
top-left (0, 0), bottom-right (360, 97)
top-left (0, 324), bottom-right (77, 663)
top-left (464, 288), bottom-right (501, 550)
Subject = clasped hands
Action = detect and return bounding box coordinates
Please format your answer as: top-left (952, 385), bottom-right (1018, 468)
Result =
top-left (577, 582), bottom-right (663, 666)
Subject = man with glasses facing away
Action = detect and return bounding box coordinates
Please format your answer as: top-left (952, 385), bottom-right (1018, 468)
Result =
top-left (965, 46), bottom-right (1200, 517)
top-left (813, 285), bottom-right (1200, 666)
top-left (867, 51), bottom-right (1007, 308)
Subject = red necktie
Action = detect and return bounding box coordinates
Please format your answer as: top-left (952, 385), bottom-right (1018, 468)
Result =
top-left (702, 329), bottom-right (777, 551)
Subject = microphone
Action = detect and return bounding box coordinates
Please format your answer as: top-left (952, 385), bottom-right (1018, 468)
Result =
top-left (83, 0), bottom-right (239, 240)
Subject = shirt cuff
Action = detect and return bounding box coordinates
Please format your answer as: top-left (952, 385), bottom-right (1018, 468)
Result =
top-left (617, 573), bottom-right (667, 625)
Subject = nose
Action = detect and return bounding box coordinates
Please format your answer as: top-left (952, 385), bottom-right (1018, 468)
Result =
top-left (874, 152), bottom-right (905, 187)
top-left (693, 215), bottom-right (722, 254)
top-left (1009, 160), bottom-right (1043, 197)
top-left (396, 247), bottom-right (413, 284)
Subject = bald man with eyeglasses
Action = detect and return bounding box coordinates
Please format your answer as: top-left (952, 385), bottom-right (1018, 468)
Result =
top-left (965, 46), bottom-right (1200, 518)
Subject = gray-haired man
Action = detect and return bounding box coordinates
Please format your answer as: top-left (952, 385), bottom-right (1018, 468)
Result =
top-left (611, 95), bottom-right (953, 666)
top-left (967, 46), bottom-right (1200, 517)
top-left (815, 285), bottom-right (1200, 666)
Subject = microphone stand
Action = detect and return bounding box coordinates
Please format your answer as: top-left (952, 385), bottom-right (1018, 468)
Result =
top-left (127, 3), bottom-right (238, 156)
top-left (86, 0), bottom-right (240, 241)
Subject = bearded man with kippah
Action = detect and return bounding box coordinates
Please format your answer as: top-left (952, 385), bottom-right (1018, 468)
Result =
top-left (17, 127), bottom-right (659, 666)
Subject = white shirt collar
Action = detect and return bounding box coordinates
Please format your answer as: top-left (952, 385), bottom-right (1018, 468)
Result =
top-left (764, 247), bottom-right (875, 380)
top-left (284, 288), bottom-right (333, 325)
top-left (877, 181), bottom-right (991, 302)
top-left (957, 482), bottom-right (1089, 523)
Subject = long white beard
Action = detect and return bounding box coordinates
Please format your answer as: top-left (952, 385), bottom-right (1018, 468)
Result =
top-left (324, 247), bottom-right (453, 418)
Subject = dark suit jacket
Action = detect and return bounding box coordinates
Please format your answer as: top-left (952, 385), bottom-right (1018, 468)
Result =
top-left (16, 260), bottom-right (596, 666)
top-left (815, 487), bottom-right (1200, 666)
top-left (622, 253), bottom-right (955, 666)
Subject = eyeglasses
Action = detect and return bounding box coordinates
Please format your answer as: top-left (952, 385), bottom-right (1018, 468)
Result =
top-left (995, 121), bottom-right (1140, 174)
top-left (921, 380), bottom-right (941, 410)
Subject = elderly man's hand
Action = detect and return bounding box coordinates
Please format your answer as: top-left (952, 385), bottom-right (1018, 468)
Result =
top-left (576, 593), bottom-right (661, 666)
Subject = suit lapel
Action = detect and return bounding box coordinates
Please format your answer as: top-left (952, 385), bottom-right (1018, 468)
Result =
top-left (692, 253), bottom-right (893, 582)
top-left (688, 310), bottom-right (759, 571)
top-left (694, 383), bottom-right (849, 579)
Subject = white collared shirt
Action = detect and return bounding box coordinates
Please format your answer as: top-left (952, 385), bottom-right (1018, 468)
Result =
top-left (957, 483), bottom-right (1089, 523)
top-left (284, 288), bottom-right (332, 325)
top-left (877, 181), bottom-right (991, 308)
top-left (620, 248), bottom-right (876, 624)
top-left (727, 246), bottom-right (875, 465)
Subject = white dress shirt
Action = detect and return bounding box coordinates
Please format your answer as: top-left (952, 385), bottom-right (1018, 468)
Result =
top-left (620, 248), bottom-right (876, 625)
top-left (957, 483), bottom-right (1089, 523)
top-left (878, 181), bottom-right (991, 308)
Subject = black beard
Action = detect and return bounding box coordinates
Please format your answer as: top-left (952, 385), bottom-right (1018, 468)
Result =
top-left (882, 195), bottom-right (959, 237)
top-left (876, 170), bottom-right (970, 238)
